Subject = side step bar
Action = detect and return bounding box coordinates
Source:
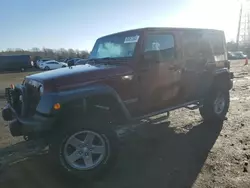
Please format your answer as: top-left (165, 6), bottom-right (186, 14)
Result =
top-left (134, 100), bottom-right (201, 121)
top-left (116, 100), bottom-right (202, 138)
top-left (185, 101), bottom-right (203, 110)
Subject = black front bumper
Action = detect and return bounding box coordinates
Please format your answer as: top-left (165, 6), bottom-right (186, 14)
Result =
top-left (2, 104), bottom-right (55, 136)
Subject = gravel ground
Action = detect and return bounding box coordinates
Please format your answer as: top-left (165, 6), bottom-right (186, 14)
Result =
top-left (0, 70), bottom-right (40, 98)
top-left (0, 60), bottom-right (249, 188)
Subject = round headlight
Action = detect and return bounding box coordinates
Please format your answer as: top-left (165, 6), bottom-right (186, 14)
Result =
top-left (39, 85), bottom-right (44, 95)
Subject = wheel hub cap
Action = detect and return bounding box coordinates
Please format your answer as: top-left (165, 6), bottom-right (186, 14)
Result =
top-left (63, 130), bottom-right (106, 170)
top-left (214, 92), bottom-right (225, 115)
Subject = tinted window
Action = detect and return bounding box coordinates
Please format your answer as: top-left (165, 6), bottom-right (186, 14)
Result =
top-left (182, 32), bottom-right (201, 58)
top-left (182, 32), bottom-right (213, 61)
top-left (209, 34), bottom-right (224, 56)
top-left (144, 34), bottom-right (175, 61)
top-left (182, 32), bottom-right (214, 70)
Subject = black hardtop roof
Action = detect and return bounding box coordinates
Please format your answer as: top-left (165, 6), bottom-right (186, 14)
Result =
top-left (99, 27), bottom-right (224, 39)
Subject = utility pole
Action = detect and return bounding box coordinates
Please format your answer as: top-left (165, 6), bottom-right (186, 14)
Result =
top-left (236, 3), bottom-right (243, 50)
top-left (237, 0), bottom-right (250, 49)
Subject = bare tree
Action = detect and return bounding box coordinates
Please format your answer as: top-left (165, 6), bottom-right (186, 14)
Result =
top-left (0, 47), bottom-right (89, 61)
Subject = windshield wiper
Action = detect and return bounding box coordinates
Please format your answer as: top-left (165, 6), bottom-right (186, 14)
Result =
top-left (86, 57), bottom-right (129, 65)
top-left (101, 57), bottom-right (131, 65)
top-left (101, 57), bottom-right (130, 62)
top-left (101, 57), bottom-right (118, 60)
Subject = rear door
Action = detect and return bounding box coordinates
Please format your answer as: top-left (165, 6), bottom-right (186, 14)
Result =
top-left (180, 31), bottom-right (216, 100)
top-left (138, 30), bottom-right (182, 113)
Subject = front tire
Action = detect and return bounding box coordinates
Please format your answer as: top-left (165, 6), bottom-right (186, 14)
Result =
top-left (49, 118), bottom-right (119, 180)
top-left (199, 88), bottom-right (230, 122)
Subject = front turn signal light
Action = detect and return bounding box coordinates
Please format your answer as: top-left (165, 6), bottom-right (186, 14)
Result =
top-left (53, 103), bottom-right (61, 110)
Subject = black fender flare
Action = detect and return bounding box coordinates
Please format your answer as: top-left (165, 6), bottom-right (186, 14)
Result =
top-left (213, 68), bottom-right (234, 90)
top-left (36, 84), bottom-right (132, 122)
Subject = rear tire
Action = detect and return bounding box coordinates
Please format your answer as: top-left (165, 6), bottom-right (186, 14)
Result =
top-left (199, 88), bottom-right (229, 122)
top-left (48, 117), bottom-right (119, 180)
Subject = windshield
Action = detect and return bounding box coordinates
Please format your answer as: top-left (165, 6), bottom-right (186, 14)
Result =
top-left (89, 31), bottom-right (140, 59)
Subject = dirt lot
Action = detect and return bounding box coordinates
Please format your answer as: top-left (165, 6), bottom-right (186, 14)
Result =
top-left (0, 70), bottom-right (40, 98)
top-left (0, 61), bottom-right (250, 188)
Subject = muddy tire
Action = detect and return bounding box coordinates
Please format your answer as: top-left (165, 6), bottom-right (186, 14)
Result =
top-left (48, 117), bottom-right (119, 180)
top-left (199, 88), bottom-right (230, 122)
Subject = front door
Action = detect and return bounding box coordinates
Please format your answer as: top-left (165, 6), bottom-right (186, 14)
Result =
top-left (138, 31), bottom-right (182, 114)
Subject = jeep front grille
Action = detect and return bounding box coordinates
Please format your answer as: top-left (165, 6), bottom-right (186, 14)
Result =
top-left (5, 88), bottom-right (14, 106)
top-left (5, 87), bottom-right (23, 116)
top-left (24, 80), bottom-right (42, 116)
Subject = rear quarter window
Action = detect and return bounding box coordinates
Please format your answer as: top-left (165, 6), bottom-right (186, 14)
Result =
top-left (207, 33), bottom-right (226, 61)
top-left (182, 31), bottom-right (225, 62)
top-left (182, 31), bottom-right (214, 70)
top-left (209, 34), bottom-right (225, 55)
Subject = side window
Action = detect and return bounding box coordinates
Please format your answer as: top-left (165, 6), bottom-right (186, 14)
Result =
top-left (182, 32), bottom-right (213, 61)
top-left (182, 32), bottom-right (214, 70)
top-left (144, 34), bottom-right (175, 61)
top-left (47, 62), bottom-right (57, 64)
top-left (182, 33), bottom-right (201, 58)
top-left (209, 34), bottom-right (225, 56)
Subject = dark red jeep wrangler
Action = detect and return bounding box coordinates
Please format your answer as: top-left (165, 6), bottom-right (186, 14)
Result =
top-left (1, 27), bottom-right (233, 179)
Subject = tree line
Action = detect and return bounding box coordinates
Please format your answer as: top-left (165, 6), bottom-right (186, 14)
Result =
top-left (0, 42), bottom-right (248, 61)
top-left (0, 48), bottom-right (90, 62)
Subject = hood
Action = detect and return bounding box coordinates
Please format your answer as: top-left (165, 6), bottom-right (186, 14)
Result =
top-left (27, 63), bottom-right (133, 89)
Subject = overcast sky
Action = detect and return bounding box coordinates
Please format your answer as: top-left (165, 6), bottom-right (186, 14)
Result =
top-left (0, 0), bottom-right (241, 51)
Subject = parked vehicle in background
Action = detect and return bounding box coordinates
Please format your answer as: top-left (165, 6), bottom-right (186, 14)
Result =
top-left (232, 51), bottom-right (247, 60)
top-left (75, 58), bottom-right (89, 65)
top-left (66, 58), bottom-right (82, 65)
top-left (0, 55), bottom-right (33, 72)
top-left (36, 58), bottom-right (52, 68)
top-left (228, 51), bottom-right (238, 60)
top-left (38, 60), bottom-right (68, 70)
top-left (2, 27), bottom-right (234, 180)
top-left (63, 58), bottom-right (71, 63)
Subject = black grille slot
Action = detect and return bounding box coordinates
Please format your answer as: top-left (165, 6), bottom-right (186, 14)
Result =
top-left (5, 87), bottom-right (23, 115)
top-left (25, 82), bottom-right (41, 116)
top-left (5, 88), bottom-right (14, 106)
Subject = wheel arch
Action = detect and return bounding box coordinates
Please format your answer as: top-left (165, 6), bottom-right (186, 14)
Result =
top-left (212, 68), bottom-right (233, 90)
top-left (56, 84), bottom-right (132, 125)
